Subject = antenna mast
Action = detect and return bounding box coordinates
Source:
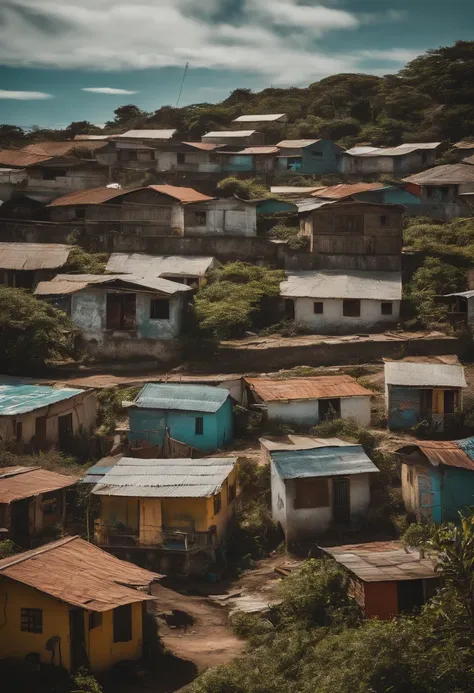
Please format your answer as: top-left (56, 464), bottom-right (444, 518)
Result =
top-left (176, 62), bottom-right (189, 107)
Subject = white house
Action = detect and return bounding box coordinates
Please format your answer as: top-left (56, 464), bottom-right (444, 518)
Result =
top-left (267, 437), bottom-right (379, 543)
top-left (281, 270), bottom-right (402, 333)
top-left (105, 253), bottom-right (220, 287)
top-left (342, 143), bottom-right (441, 176)
top-left (245, 375), bottom-right (372, 426)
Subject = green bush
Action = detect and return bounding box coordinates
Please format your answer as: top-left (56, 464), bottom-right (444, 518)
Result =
top-left (96, 386), bottom-right (140, 434)
top-left (0, 539), bottom-right (20, 558)
top-left (66, 246), bottom-right (109, 274)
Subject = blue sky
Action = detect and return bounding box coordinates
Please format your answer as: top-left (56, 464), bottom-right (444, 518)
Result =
top-left (0, 0), bottom-right (471, 128)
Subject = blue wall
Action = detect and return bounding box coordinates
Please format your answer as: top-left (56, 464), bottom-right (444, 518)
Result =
top-left (129, 398), bottom-right (233, 452)
top-left (356, 187), bottom-right (421, 206)
top-left (388, 387), bottom-right (421, 430)
top-left (301, 140), bottom-right (342, 174)
top-left (441, 467), bottom-right (474, 522)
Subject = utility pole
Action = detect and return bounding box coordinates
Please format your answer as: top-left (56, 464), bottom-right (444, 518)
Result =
top-left (176, 62), bottom-right (189, 108)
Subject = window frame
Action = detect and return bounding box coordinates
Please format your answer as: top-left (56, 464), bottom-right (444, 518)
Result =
top-left (106, 293), bottom-right (137, 330)
top-left (177, 152), bottom-right (186, 165)
top-left (150, 298), bottom-right (170, 320)
top-left (195, 416), bottom-right (204, 435)
top-left (89, 612), bottom-right (103, 630)
top-left (381, 302), bottom-right (393, 316)
top-left (194, 210), bottom-right (207, 226)
top-left (21, 607), bottom-right (43, 634)
top-left (293, 478), bottom-right (330, 510)
top-left (343, 299), bottom-right (361, 317)
top-left (113, 604), bottom-right (132, 643)
top-left (313, 301), bottom-right (324, 315)
top-left (213, 491), bottom-right (222, 515)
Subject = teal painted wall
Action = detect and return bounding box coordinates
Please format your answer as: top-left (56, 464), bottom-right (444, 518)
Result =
top-left (256, 200), bottom-right (296, 214)
top-left (276, 140), bottom-right (342, 174)
top-left (222, 155), bottom-right (253, 172)
top-left (440, 467), bottom-right (474, 522)
top-left (356, 187), bottom-right (422, 206)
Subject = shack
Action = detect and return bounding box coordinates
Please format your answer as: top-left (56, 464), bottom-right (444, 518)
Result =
top-left (35, 274), bottom-right (191, 362)
top-left (384, 356), bottom-right (467, 431)
top-left (439, 288), bottom-right (474, 327)
top-left (403, 163), bottom-right (474, 219)
top-left (0, 243), bottom-right (72, 290)
top-left (276, 139), bottom-right (343, 175)
top-left (105, 253), bottom-right (220, 286)
top-left (280, 270), bottom-right (402, 332)
top-left (245, 375), bottom-right (372, 426)
top-left (0, 382), bottom-right (97, 450)
top-left (342, 143), bottom-right (441, 176)
top-left (321, 541), bottom-right (438, 619)
top-left (93, 456), bottom-right (238, 575)
top-left (0, 466), bottom-right (77, 546)
top-left (269, 439), bottom-right (379, 542)
top-left (397, 437), bottom-right (474, 523)
top-left (0, 536), bottom-right (159, 672)
top-left (127, 383), bottom-right (233, 452)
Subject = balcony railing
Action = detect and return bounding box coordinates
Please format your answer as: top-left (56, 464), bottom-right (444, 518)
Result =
top-left (95, 523), bottom-right (213, 551)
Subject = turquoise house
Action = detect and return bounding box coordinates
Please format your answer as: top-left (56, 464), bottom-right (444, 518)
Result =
top-left (399, 437), bottom-right (474, 523)
top-left (353, 185), bottom-right (422, 208)
top-left (276, 139), bottom-right (343, 175)
top-left (128, 383), bottom-right (233, 452)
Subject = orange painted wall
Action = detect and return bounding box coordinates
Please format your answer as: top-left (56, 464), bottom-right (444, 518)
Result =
top-left (363, 581), bottom-right (398, 619)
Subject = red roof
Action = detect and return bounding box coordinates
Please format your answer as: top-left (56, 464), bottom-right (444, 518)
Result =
top-left (23, 141), bottom-right (106, 157)
top-left (312, 183), bottom-right (386, 199)
top-left (149, 185), bottom-right (214, 204)
top-left (407, 441), bottom-right (474, 472)
top-left (0, 466), bottom-right (77, 503)
top-left (47, 186), bottom-right (127, 207)
top-left (0, 149), bottom-right (52, 167)
top-left (245, 375), bottom-right (372, 402)
top-left (182, 142), bottom-right (222, 151)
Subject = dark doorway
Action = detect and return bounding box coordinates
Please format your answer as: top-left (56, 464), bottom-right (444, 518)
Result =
top-left (69, 609), bottom-right (88, 671)
top-left (106, 293), bottom-right (136, 329)
top-left (58, 413), bottom-right (73, 448)
top-left (319, 398), bottom-right (341, 421)
top-left (444, 390), bottom-right (455, 415)
top-left (11, 498), bottom-right (30, 543)
top-left (35, 416), bottom-right (47, 450)
top-left (284, 299), bottom-right (295, 320)
top-left (333, 477), bottom-right (350, 525)
top-left (397, 579), bottom-right (425, 614)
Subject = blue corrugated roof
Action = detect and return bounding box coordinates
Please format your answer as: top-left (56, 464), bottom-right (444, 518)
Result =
top-left (456, 436), bottom-right (474, 461)
top-left (0, 383), bottom-right (85, 415)
top-left (133, 383), bottom-right (230, 413)
top-left (272, 445), bottom-right (379, 479)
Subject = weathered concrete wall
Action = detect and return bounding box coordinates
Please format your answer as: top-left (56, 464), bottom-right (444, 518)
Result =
top-left (282, 249), bottom-right (402, 272)
top-left (184, 200), bottom-right (257, 237)
top-left (292, 297), bottom-right (401, 332)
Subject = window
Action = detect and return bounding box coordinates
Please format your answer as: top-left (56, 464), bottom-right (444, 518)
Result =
top-left (177, 152), bottom-right (186, 164)
top-left (313, 302), bottom-right (324, 314)
top-left (335, 214), bottom-right (364, 234)
top-left (106, 293), bottom-right (136, 330)
top-left (150, 299), bottom-right (170, 320)
top-left (15, 421), bottom-right (22, 441)
top-left (113, 604), bottom-right (132, 642)
top-left (89, 612), bottom-right (103, 630)
top-left (195, 416), bottom-right (204, 435)
top-left (195, 211), bottom-right (207, 226)
top-left (58, 413), bottom-right (73, 447)
top-left (75, 208), bottom-right (86, 220)
top-left (126, 150), bottom-right (137, 161)
top-left (294, 478), bottom-right (329, 510)
top-left (41, 497), bottom-right (57, 515)
top-left (213, 491), bottom-right (222, 515)
top-left (381, 302), bottom-right (393, 316)
top-left (407, 469), bottom-right (414, 486)
top-left (21, 608), bottom-right (43, 633)
top-left (228, 482), bottom-right (236, 503)
top-left (380, 215), bottom-right (387, 226)
top-left (343, 299), bottom-right (361, 317)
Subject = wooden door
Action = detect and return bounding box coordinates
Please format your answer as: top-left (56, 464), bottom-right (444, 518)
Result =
top-left (35, 416), bottom-right (47, 449)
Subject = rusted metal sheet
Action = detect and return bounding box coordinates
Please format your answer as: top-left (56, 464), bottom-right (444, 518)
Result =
top-left (417, 439), bottom-right (474, 471)
top-left (47, 186), bottom-right (127, 206)
top-left (246, 375), bottom-right (372, 402)
top-left (0, 242), bottom-right (71, 270)
top-left (404, 163), bottom-right (474, 185)
top-left (313, 183), bottom-right (386, 199)
top-left (0, 466), bottom-right (77, 503)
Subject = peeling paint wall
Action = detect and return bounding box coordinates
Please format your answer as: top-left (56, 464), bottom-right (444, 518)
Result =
top-left (184, 200), bottom-right (257, 236)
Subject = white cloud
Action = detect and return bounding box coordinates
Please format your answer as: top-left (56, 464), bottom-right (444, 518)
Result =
top-left (358, 48), bottom-right (420, 62)
top-left (0, 1), bottom-right (418, 84)
top-left (0, 89), bottom-right (53, 99)
top-left (82, 87), bottom-right (139, 94)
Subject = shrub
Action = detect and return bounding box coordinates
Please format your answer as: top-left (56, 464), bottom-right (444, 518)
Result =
top-left (402, 521), bottom-right (434, 549)
top-left (96, 386), bottom-right (140, 434)
top-left (66, 246), bottom-right (108, 274)
top-left (72, 668), bottom-right (103, 693)
top-left (0, 539), bottom-right (20, 558)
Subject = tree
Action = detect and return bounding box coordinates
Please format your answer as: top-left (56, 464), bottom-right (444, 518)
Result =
top-left (106, 104), bottom-right (147, 128)
top-left (0, 287), bottom-right (75, 373)
top-left (64, 121), bottom-right (98, 138)
top-left (0, 124), bottom-right (27, 148)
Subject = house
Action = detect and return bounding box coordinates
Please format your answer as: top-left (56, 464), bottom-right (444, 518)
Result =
top-left (250, 197), bottom-right (298, 215)
top-left (384, 356), bottom-right (467, 431)
top-left (218, 146), bottom-right (278, 174)
top-left (280, 270), bottom-right (402, 333)
top-left (298, 200), bottom-right (404, 269)
top-left (127, 383), bottom-right (233, 452)
top-left (439, 288), bottom-right (474, 327)
top-left (232, 113), bottom-right (288, 130)
top-left (202, 130), bottom-right (264, 146)
top-left (0, 535), bottom-right (159, 672)
top-left (182, 195), bottom-right (257, 236)
top-left (35, 274), bottom-right (191, 361)
top-left (92, 456), bottom-right (238, 574)
top-left (320, 541), bottom-right (438, 619)
top-left (0, 382), bottom-right (97, 450)
top-left (245, 375), bottom-right (372, 426)
top-left (403, 163), bottom-right (474, 219)
top-left (341, 142), bottom-right (441, 176)
top-left (397, 438), bottom-right (474, 523)
top-left (269, 438), bottom-right (379, 542)
top-left (98, 139), bottom-right (223, 173)
top-left (311, 182), bottom-right (421, 210)
top-left (0, 466), bottom-right (77, 546)
top-left (276, 139), bottom-right (343, 175)
top-left (0, 243), bottom-right (72, 290)
top-left (105, 253), bottom-right (220, 286)
top-left (453, 140), bottom-right (474, 158)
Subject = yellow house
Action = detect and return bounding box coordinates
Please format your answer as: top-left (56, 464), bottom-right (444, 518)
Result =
top-left (92, 456), bottom-right (238, 574)
top-left (0, 535), bottom-right (159, 672)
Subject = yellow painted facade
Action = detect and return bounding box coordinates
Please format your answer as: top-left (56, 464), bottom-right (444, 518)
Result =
top-left (0, 575), bottom-right (144, 673)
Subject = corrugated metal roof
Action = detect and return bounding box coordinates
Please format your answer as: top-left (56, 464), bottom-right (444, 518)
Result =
top-left (454, 141), bottom-right (474, 149)
top-left (74, 135), bottom-right (109, 141)
top-left (106, 253), bottom-right (217, 278)
top-left (312, 183), bottom-right (386, 199)
top-left (148, 185), bottom-right (214, 204)
top-left (182, 142), bottom-right (222, 151)
top-left (296, 199), bottom-right (337, 213)
top-left (349, 143), bottom-right (441, 158)
top-left (443, 289), bottom-right (474, 299)
top-left (114, 129), bottom-right (177, 139)
top-left (384, 358), bottom-right (466, 388)
top-left (0, 536), bottom-right (159, 611)
top-left (403, 164), bottom-right (474, 185)
top-left (47, 186), bottom-right (126, 207)
top-left (271, 445), bottom-right (379, 479)
top-left (322, 542), bottom-right (437, 582)
top-left (281, 270), bottom-right (402, 300)
top-left (246, 375), bottom-right (372, 402)
top-left (0, 242), bottom-right (71, 270)
top-left (277, 140), bottom-right (320, 148)
top-left (35, 273), bottom-right (191, 297)
top-left (0, 149), bottom-right (52, 167)
top-left (271, 186), bottom-right (323, 195)
top-left (203, 131), bottom-right (256, 138)
top-left (233, 114), bottom-right (287, 123)
top-left (260, 435), bottom-right (357, 451)
top-left (0, 383), bottom-right (87, 415)
top-left (0, 466), bottom-right (77, 503)
top-left (133, 383), bottom-right (230, 413)
top-left (344, 146), bottom-right (380, 155)
top-left (399, 440), bottom-right (474, 472)
top-left (23, 141), bottom-right (106, 156)
top-left (237, 147), bottom-right (279, 155)
top-left (93, 456), bottom-right (237, 498)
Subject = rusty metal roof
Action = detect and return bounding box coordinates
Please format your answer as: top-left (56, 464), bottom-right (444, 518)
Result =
top-left (246, 375), bottom-right (372, 402)
top-left (398, 438), bottom-right (474, 472)
top-left (0, 149), bottom-right (52, 167)
top-left (403, 164), bottom-right (474, 185)
top-left (149, 185), bottom-right (214, 204)
top-left (238, 147), bottom-right (279, 155)
top-left (0, 242), bottom-right (71, 270)
top-left (322, 541), bottom-right (438, 582)
top-left (277, 139), bottom-right (321, 148)
top-left (47, 186), bottom-right (127, 207)
top-left (0, 466), bottom-right (77, 503)
top-left (312, 183), bottom-right (386, 199)
top-left (23, 141), bottom-right (106, 156)
top-left (35, 273), bottom-right (192, 297)
top-left (454, 141), bottom-right (474, 150)
top-left (182, 142), bottom-right (222, 151)
top-left (0, 536), bottom-right (159, 611)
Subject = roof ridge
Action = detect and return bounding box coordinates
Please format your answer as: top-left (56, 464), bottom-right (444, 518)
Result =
top-left (0, 535), bottom-right (78, 570)
top-left (0, 466), bottom-right (41, 479)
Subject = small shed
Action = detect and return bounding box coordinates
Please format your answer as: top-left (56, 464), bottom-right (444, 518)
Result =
top-left (0, 466), bottom-right (77, 545)
top-left (0, 242), bottom-right (72, 290)
top-left (245, 375), bottom-right (372, 426)
top-left (105, 253), bottom-right (220, 286)
top-left (439, 288), bottom-right (474, 327)
top-left (321, 541), bottom-right (438, 619)
top-left (384, 356), bottom-right (467, 431)
top-left (269, 440), bottom-right (379, 542)
top-left (403, 164), bottom-right (474, 219)
top-left (276, 139), bottom-right (343, 175)
top-left (127, 383), bottom-right (233, 452)
top-left (397, 437), bottom-right (474, 523)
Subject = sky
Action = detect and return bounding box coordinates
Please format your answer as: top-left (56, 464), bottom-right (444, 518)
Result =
top-left (0, 0), bottom-right (471, 128)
